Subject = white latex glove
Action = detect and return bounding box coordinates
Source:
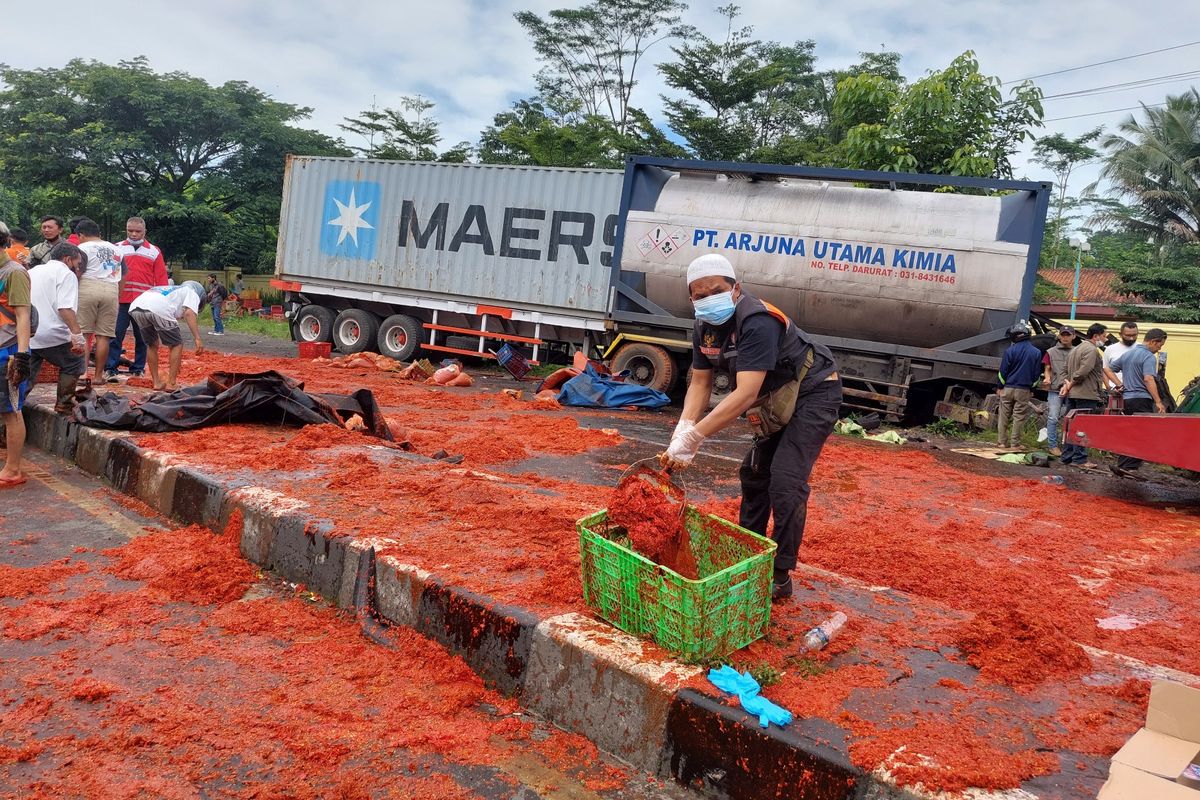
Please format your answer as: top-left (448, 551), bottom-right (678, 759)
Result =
top-left (672, 417), bottom-right (696, 439)
top-left (665, 425), bottom-right (706, 467)
top-left (70, 332), bottom-right (86, 354)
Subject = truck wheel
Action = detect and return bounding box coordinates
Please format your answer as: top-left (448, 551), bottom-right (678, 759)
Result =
top-left (377, 314), bottom-right (423, 361)
top-left (332, 309), bottom-right (380, 354)
top-left (687, 366), bottom-right (732, 409)
top-left (612, 343), bottom-right (676, 394)
top-left (295, 305), bottom-right (335, 344)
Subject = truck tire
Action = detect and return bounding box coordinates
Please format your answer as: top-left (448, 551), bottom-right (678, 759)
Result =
top-left (687, 366), bottom-right (732, 409)
top-left (377, 314), bottom-right (423, 361)
top-left (295, 305), bottom-right (335, 344)
top-left (332, 309), bottom-right (380, 354)
top-left (612, 342), bottom-right (676, 394)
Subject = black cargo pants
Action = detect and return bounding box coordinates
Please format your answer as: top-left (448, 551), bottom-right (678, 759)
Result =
top-left (738, 377), bottom-right (842, 573)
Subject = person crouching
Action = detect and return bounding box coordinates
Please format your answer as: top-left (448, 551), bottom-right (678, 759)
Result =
top-left (128, 281), bottom-right (206, 391)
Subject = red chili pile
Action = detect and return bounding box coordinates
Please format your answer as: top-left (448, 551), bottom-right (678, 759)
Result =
top-left (0, 522), bottom-right (639, 798)
top-left (954, 606), bottom-right (1092, 688)
top-left (608, 474), bottom-right (698, 578)
top-left (101, 349), bottom-right (1200, 794)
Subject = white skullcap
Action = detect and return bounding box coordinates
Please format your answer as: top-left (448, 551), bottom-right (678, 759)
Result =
top-left (686, 253), bottom-right (737, 284)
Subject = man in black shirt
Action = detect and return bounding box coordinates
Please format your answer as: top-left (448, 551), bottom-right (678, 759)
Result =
top-left (661, 254), bottom-right (842, 600)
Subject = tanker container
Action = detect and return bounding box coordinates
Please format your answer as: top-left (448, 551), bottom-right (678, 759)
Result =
top-left (606, 157), bottom-right (1053, 419)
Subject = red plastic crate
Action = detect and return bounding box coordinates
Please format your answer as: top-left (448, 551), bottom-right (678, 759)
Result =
top-left (298, 341), bottom-right (332, 359)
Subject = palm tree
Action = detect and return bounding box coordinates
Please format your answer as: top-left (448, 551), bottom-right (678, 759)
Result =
top-left (1092, 89), bottom-right (1200, 243)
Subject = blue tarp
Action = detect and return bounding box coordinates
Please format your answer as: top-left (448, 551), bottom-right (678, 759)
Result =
top-left (556, 364), bottom-right (671, 409)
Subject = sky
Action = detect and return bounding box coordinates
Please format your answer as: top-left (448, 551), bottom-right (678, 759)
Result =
top-left (5, 0), bottom-right (1200, 203)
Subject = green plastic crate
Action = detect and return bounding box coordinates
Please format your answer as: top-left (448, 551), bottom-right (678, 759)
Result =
top-left (577, 507), bottom-right (776, 660)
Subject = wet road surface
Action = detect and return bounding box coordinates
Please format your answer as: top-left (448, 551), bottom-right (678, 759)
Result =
top-left (0, 448), bottom-right (698, 800)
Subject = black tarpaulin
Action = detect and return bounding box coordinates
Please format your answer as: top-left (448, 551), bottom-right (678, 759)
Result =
top-left (73, 370), bottom-right (393, 440)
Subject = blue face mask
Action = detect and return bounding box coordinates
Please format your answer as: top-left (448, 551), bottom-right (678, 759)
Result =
top-left (693, 291), bottom-right (736, 325)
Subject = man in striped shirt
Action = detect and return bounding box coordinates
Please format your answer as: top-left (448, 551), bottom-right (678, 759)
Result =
top-left (103, 216), bottom-right (168, 381)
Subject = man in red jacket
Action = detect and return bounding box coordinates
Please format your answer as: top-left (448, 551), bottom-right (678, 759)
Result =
top-left (104, 216), bottom-right (168, 381)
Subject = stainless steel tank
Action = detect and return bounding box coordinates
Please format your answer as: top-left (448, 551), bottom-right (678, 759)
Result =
top-left (621, 172), bottom-right (1031, 348)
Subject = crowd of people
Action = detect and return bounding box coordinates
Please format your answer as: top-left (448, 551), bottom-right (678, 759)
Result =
top-left (0, 215), bottom-right (239, 488)
top-left (995, 320), bottom-right (1170, 478)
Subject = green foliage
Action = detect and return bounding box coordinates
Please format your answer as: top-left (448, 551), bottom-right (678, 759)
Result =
top-left (1090, 230), bottom-right (1200, 322)
top-left (656, 6), bottom-right (849, 164)
top-left (340, 96), bottom-right (468, 162)
top-left (658, 5), bottom-right (772, 160)
top-left (0, 58), bottom-right (348, 270)
top-left (477, 98), bottom-right (685, 168)
top-left (783, 655), bottom-right (827, 679)
top-left (1092, 89), bottom-right (1200, 243)
top-left (515, 0), bottom-right (686, 137)
top-left (1032, 272), bottom-right (1063, 304)
top-left (209, 310), bottom-right (291, 339)
top-left (1032, 128), bottom-right (1103, 270)
top-left (927, 418), bottom-right (967, 438)
top-left (526, 362), bottom-right (570, 378)
top-left (836, 51), bottom-right (1044, 178)
top-left (739, 660), bottom-right (782, 687)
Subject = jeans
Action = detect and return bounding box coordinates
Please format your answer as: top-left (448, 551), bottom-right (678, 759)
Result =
top-left (997, 386), bottom-right (1032, 447)
top-left (739, 378), bottom-right (842, 573)
top-left (212, 300), bottom-right (224, 333)
top-left (1116, 397), bottom-right (1155, 471)
top-left (1060, 397), bottom-right (1101, 464)
top-left (105, 302), bottom-right (147, 374)
top-left (1046, 391), bottom-right (1064, 449)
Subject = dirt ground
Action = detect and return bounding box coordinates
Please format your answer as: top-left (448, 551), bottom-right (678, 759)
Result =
top-left (24, 347), bottom-right (1200, 796)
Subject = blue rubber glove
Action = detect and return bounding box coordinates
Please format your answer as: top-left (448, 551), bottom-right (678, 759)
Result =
top-left (707, 665), bottom-right (793, 728)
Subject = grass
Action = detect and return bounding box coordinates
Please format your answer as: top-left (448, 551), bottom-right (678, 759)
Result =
top-left (526, 362), bottom-right (569, 378)
top-left (206, 308), bottom-right (291, 339)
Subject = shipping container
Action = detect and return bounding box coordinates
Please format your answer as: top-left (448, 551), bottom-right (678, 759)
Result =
top-left (275, 157), bottom-right (623, 365)
top-left (273, 155), bottom-right (1052, 419)
top-left (277, 156), bottom-right (622, 315)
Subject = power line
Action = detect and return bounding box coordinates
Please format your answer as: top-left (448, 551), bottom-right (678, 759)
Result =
top-left (1043, 102), bottom-right (1167, 122)
top-left (1041, 70), bottom-right (1200, 100)
top-left (1003, 40), bottom-right (1200, 85)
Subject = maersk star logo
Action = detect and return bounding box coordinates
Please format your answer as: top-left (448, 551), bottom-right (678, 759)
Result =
top-left (320, 180), bottom-right (381, 259)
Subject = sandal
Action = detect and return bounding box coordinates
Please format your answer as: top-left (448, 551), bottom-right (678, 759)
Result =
top-left (0, 474), bottom-right (27, 488)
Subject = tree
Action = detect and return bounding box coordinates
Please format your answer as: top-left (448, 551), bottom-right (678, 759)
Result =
top-left (340, 96), bottom-right (466, 161)
top-left (658, 5), bottom-right (769, 161)
top-left (808, 49), bottom-right (902, 142)
top-left (834, 51), bottom-right (1044, 178)
top-left (1091, 89), bottom-right (1200, 243)
top-left (0, 58), bottom-right (348, 269)
top-left (1031, 127), bottom-right (1103, 269)
top-left (1089, 229), bottom-right (1200, 323)
top-left (476, 98), bottom-right (685, 168)
top-left (515, 0), bottom-right (686, 136)
top-left (742, 41), bottom-right (819, 150)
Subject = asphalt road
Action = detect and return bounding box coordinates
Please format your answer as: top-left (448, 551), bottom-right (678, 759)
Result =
top-left (0, 447), bottom-right (697, 800)
top-left (197, 330), bottom-right (1200, 505)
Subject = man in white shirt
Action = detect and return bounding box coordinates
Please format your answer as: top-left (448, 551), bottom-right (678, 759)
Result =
top-left (1102, 321), bottom-right (1139, 386)
top-left (28, 243), bottom-right (87, 413)
top-left (75, 220), bottom-right (122, 384)
top-left (129, 281), bottom-right (206, 391)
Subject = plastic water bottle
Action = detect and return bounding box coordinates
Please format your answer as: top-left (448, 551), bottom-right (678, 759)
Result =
top-left (803, 612), bottom-right (848, 652)
top-left (1041, 475), bottom-right (1065, 485)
